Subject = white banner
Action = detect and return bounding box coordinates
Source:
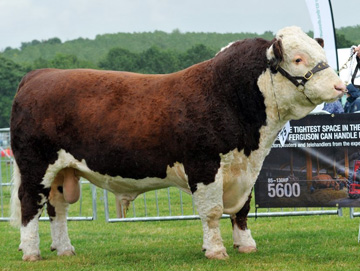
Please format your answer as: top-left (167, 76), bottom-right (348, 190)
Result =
top-left (305, 0), bottom-right (338, 70)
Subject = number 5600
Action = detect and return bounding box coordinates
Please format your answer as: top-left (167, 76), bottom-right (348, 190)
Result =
top-left (268, 183), bottom-right (300, 198)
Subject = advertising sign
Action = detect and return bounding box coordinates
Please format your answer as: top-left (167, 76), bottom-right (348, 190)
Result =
top-left (255, 113), bottom-right (360, 208)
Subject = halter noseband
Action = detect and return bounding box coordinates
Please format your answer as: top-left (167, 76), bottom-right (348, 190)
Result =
top-left (272, 61), bottom-right (330, 91)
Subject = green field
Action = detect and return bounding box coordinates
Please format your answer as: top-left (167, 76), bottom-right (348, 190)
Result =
top-left (2, 184), bottom-right (360, 270)
top-left (1, 211), bottom-right (360, 270)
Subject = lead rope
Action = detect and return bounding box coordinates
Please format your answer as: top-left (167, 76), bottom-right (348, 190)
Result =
top-left (338, 50), bottom-right (356, 74)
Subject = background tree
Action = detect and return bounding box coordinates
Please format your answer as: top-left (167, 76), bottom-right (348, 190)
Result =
top-left (33, 53), bottom-right (96, 69)
top-left (336, 33), bottom-right (354, 48)
top-left (0, 57), bottom-right (27, 127)
top-left (138, 46), bottom-right (179, 74)
top-left (98, 48), bottom-right (138, 71)
top-left (179, 44), bottom-right (215, 69)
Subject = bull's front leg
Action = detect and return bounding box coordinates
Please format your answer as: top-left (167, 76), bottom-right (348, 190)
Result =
top-left (192, 169), bottom-right (228, 260)
top-left (231, 192), bottom-right (257, 253)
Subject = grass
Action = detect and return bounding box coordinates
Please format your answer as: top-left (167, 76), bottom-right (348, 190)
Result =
top-left (1, 213), bottom-right (360, 270)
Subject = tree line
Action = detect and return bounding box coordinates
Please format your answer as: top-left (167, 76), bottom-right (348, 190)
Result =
top-left (30, 44), bottom-right (216, 73)
top-left (2, 26), bottom-right (359, 65)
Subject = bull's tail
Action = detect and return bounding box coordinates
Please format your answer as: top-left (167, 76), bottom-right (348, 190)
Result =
top-left (10, 160), bottom-right (22, 228)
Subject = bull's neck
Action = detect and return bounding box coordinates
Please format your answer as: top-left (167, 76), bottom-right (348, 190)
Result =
top-left (258, 69), bottom-right (317, 123)
top-left (256, 70), bottom-right (295, 150)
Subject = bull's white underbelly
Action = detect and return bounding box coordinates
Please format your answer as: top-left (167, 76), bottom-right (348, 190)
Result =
top-left (41, 149), bottom-right (191, 203)
top-left (41, 148), bottom-right (265, 215)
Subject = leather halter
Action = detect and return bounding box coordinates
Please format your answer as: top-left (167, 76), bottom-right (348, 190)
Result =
top-left (272, 61), bottom-right (330, 91)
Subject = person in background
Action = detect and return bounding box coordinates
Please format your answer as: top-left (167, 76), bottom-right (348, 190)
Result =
top-left (344, 84), bottom-right (360, 113)
top-left (323, 100), bottom-right (344, 114)
top-left (346, 45), bottom-right (360, 86)
top-left (344, 45), bottom-right (360, 113)
top-left (315, 38), bottom-right (324, 48)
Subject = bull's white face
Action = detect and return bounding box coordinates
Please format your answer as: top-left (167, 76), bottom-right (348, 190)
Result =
top-left (262, 26), bottom-right (346, 120)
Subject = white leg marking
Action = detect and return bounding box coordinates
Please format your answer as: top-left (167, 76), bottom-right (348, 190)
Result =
top-left (233, 225), bottom-right (257, 253)
top-left (50, 216), bottom-right (75, 256)
top-left (10, 161), bottom-right (21, 228)
top-left (20, 211), bottom-right (42, 261)
top-left (193, 171), bottom-right (228, 260)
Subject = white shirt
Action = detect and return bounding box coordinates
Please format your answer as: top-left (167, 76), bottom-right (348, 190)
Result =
top-left (347, 45), bottom-right (360, 85)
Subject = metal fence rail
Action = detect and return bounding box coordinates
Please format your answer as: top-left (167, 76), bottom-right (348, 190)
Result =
top-left (102, 187), bottom-right (341, 223)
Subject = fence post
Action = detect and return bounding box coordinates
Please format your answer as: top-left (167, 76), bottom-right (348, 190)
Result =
top-left (104, 189), bottom-right (109, 222)
top-left (91, 184), bottom-right (97, 220)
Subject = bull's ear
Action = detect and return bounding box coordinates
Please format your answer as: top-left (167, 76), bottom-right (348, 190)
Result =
top-left (272, 38), bottom-right (283, 62)
top-left (267, 38), bottom-right (283, 72)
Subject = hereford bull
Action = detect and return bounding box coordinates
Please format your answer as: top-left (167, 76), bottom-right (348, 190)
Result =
top-left (10, 26), bottom-right (346, 261)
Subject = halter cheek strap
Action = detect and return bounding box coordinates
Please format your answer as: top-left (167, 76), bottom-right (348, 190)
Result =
top-left (273, 61), bottom-right (330, 91)
top-left (269, 61), bottom-right (330, 105)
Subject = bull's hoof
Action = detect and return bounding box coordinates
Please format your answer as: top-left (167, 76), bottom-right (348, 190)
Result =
top-left (236, 245), bottom-right (257, 253)
top-left (205, 248), bottom-right (229, 260)
top-left (51, 245), bottom-right (75, 256)
top-left (59, 249), bottom-right (76, 256)
top-left (23, 254), bottom-right (42, 261)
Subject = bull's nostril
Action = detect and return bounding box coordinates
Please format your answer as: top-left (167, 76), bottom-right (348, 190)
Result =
top-left (335, 84), bottom-right (346, 92)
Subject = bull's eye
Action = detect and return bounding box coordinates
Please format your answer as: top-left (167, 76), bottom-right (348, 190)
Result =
top-left (295, 58), bottom-right (302, 63)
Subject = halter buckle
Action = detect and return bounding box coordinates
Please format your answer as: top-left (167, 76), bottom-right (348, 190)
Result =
top-left (304, 71), bottom-right (313, 80)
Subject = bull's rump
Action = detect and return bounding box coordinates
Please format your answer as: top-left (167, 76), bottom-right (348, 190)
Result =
top-left (11, 68), bottom-right (202, 180)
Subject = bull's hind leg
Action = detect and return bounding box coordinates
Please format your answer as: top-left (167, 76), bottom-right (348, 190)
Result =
top-left (47, 168), bottom-right (79, 256)
top-left (19, 213), bottom-right (42, 261)
top-left (17, 180), bottom-right (49, 261)
top-left (192, 168), bottom-right (228, 260)
top-left (231, 192), bottom-right (257, 253)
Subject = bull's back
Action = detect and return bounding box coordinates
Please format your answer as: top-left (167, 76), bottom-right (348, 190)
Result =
top-left (13, 68), bottom-right (178, 138)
